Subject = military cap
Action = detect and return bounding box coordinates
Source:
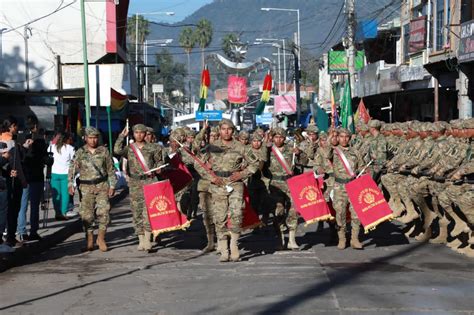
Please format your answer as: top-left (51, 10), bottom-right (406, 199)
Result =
top-left (368, 119), bottom-right (382, 129)
top-left (85, 126), bottom-right (100, 137)
top-left (132, 124), bottom-right (147, 132)
top-left (358, 124), bottom-right (369, 131)
top-left (185, 129), bottom-right (196, 137)
top-left (251, 132), bottom-right (263, 141)
top-left (219, 118), bottom-right (235, 129)
top-left (434, 121), bottom-right (448, 132)
top-left (318, 131), bottom-right (328, 140)
top-left (272, 127), bottom-right (287, 137)
top-left (146, 127), bottom-right (155, 134)
top-left (338, 127), bottom-right (352, 136)
top-left (462, 118), bottom-right (474, 128)
top-left (210, 126), bottom-right (220, 134)
top-left (305, 124), bottom-right (319, 134)
top-left (238, 130), bottom-right (250, 140)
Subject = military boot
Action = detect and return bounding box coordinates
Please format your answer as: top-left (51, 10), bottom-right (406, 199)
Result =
top-left (415, 227), bottom-right (432, 242)
top-left (143, 231), bottom-right (152, 251)
top-left (397, 199), bottom-right (420, 224)
top-left (273, 220), bottom-right (285, 250)
top-left (430, 218), bottom-right (449, 244)
top-left (85, 231), bottom-right (94, 251)
top-left (229, 232), bottom-right (240, 262)
top-left (96, 229), bottom-right (108, 252)
top-left (337, 229), bottom-right (346, 250)
top-left (455, 245), bottom-right (474, 258)
top-left (447, 209), bottom-right (470, 237)
top-left (469, 232), bottom-right (474, 245)
top-left (137, 235), bottom-right (145, 251)
top-left (350, 227), bottom-right (363, 250)
top-left (418, 199), bottom-right (437, 230)
top-left (287, 229), bottom-right (299, 250)
top-left (218, 236), bottom-right (229, 262)
top-left (202, 232), bottom-right (215, 253)
top-left (389, 197), bottom-right (405, 218)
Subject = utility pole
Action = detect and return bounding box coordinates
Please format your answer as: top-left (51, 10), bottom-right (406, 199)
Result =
top-left (292, 43), bottom-right (302, 127)
top-left (24, 26), bottom-right (32, 92)
top-left (345, 0), bottom-right (356, 96)
top-left (80, 0), bottom-right (91, 127)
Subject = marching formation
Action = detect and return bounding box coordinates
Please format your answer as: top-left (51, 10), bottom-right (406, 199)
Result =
top-left (68, 117), bottom-right (474, 261)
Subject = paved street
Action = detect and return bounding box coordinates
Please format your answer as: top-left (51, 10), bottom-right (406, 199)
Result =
top-left (1, 196), bottom-right (474, 315)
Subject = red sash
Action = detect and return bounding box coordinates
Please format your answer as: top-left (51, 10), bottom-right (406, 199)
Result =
top-left (271, 145), bottom-right (293, 176)
top-left (333, 146), bottom-right (355, 178)
top-left (130, 143), bottom-right (150, 173)
top-left (143, 180), bottom-right (190, 236)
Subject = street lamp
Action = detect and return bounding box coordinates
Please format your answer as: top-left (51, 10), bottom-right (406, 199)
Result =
top-left (256, 38), bottom-right (287, 93)
top-left (260, 7), bottom-right (300, 68)
top-left (134, 11), bottom-right (175, 70)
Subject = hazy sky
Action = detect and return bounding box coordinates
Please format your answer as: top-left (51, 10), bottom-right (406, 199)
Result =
top-left (128, 0), bottom-right (213, 22)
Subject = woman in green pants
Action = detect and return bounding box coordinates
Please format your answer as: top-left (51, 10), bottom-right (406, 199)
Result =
top-left (48, 132), bottom-right (75, 220)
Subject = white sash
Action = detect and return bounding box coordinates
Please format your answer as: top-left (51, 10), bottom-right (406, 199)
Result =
top-left (334, 146), bottom-right (355, 178)
top-left (130, 143), bottom-right (150, 173)
top-left (271, 145), bottom-right (293, 176)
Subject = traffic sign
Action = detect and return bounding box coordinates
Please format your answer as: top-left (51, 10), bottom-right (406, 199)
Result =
top-left (195, 110), bottom-right (223, 121)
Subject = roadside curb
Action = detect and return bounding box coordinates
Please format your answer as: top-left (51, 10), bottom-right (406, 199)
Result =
top-left (0, 188), bottom-right (129, 272)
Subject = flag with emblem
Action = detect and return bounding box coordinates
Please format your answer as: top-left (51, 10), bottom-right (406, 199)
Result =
top-left (354, 98), bottom-right (370, 124)
top-left (198, 65), bottom-right (210, 112)
top-left (345, 174), bottom-right (393, 233)
top-left (287, 172), bottom-right (333, 225)
top-left (143, 180), bottom-right (190, 236)
top-left (256, 72), bottom-right (272, 115)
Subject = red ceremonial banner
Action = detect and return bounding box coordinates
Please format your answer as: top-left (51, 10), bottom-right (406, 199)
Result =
top-left (227, 185), bottom-right (261, 230)
top-left (228, 75), bottom-right (248, 104)
top-left (144, 180), bottom-right (190, 236)
top-left (345, 174), bottom-right (393, 233)
top-left (161, 153), bottom-right (193, 193)
top-left (287, 172), bottom-right (333, 225)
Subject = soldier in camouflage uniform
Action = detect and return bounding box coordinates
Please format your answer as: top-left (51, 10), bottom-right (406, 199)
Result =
top-left (329, 128), bottom-right (365, 250)
top-left (262, 127), bottom-right (299, 250)
top-left (182, 129), bottom-right (200, 219)
top-left (298, 124), bottom-right (319, 169)
top-left (247, 131), bottom-right (269, 223)
top-left (238, 130), bottom-right (250, 146)
top-left (367, 120), bottom-right (387, 183)
top-left (114, 124), bottom-right (163, 251)
top-left (68, 127), bottom-right (117, 252)
top-left (145, 127), bottom-right (156, 144)
top-left (208, 118), bottom-right (259, 262)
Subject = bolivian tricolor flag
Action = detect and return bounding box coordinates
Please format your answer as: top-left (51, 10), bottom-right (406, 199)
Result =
top-left (198, 65), bottom-right (210, 112)
top-left (256, 72), bottom-right (272, 115)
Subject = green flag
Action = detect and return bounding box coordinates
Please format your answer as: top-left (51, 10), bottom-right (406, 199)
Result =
top-left (340, 79), bottom-right (354, 133)
top-left (315, 105), bottom-right (329, 132)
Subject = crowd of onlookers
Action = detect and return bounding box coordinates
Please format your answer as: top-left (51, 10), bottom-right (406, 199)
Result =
top-left (0, 115), bottom-right (79, 252)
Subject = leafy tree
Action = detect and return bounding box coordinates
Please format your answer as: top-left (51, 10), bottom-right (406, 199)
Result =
top-left (127, 15), bottom-right (150, 64)
top-left (148, 48), bottom-right (187, 106)
top-left (221, 33), bottom-right (239, 59)
top-left (179, 27), bottom-right (196, 101)
top-left (194, 19), bottom-right (213, 67)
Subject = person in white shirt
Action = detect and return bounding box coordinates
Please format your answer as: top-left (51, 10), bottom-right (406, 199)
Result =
top-left (48, 132), bottom-right (75, 220)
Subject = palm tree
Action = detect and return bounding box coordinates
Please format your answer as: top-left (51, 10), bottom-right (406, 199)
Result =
top-left (179, 27), bottom-right (196, 104)
top-left (221, 33), bottom-right (238, 60)
top-left (127, 14), bottom-right (150, 64)
top-left (194, 19), bottom-right (213, 68)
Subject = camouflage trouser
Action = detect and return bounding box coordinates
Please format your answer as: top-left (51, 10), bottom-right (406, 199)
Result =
top-left (333, 182), bottom-right (360, 231)
top-left (79, 182), bottom-right (110, 231)
top-left (209, 181), bottom-right (244, 237)
top-left (199, 191), bottom-right (214, 232)
top-left (381, 173), bottom-right (405, 200)
top-left (439, 183), bottom-right (474, 225)
top-left (175, 186), bottom-right (190, 215)
top-left (129, 179), bottom-right (153, 235)
top-left (268, 180), bottom-right (298, 231)
top-left (324, 175), bottom-right (335, 202)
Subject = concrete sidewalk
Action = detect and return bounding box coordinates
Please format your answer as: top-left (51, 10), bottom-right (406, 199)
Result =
top-left (0, 188), bottom-right (128, 272)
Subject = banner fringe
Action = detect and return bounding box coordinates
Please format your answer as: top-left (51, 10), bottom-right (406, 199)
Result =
top-left (304, 214), bottom-right (335, 227)
top-left (152, 221), bottom-right (191, 237)
top-left (363, 213), bottom-right (394, 234)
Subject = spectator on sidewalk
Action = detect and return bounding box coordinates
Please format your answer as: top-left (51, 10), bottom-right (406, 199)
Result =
top-left (2, 116), bottom-right (28, 247)
top-left (18, 116), bottom-right (48, 240)
top-left (48, 131), bottom-right (76, 220)
top-left (0, 142), bottom-right (11, 246)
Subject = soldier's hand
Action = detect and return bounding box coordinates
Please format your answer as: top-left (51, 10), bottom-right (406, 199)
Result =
top-left (211, 177), bottom-right (224, 186)
top-left (68, 186), bottom-right (75, 195)
top-left (121, 126), bottom-right (129, 137)
top-left (229, 172), bottom-right (243, 182)
top-left (108, 188), bottom-right (115, 197)
top-left (293, 147), bottom-right (301, 155)
top-left (10, 170), bottom-right (17, 178)
top-left (450, 171), bottom-right (462, 181)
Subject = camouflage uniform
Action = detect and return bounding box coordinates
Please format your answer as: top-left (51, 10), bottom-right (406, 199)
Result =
top-left (367, 120), bottom-right (387, 182)
top-left (329, 128), bottom-right (364, 249)
top-left (247, 132), bottom-right (269, 220)
top-left (208, 119), bottom-right (259, 262)
top-left (114, 124), bottom-right (163, 238)
top-left (263, 128), bottom-right (299, 249)
top-left (69, 127), bottom-right (117, 252)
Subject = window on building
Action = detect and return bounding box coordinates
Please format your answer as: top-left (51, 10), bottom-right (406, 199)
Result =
top-left (435, 0), bottom-right (445, 51)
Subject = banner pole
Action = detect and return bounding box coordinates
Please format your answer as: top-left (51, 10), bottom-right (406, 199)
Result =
top-left (106, 106), bottom-right (113, 154)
